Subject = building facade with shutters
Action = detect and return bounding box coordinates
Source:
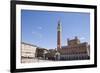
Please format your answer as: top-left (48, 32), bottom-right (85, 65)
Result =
top-left (21, 42), bottom-right (37, 63)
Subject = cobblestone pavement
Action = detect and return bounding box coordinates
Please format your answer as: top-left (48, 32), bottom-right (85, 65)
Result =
top-left (21, 58), bottom-right (53, 63)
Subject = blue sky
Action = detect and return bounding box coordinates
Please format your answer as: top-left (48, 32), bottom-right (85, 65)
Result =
top-left (21, 10), bottom-right (90, 49)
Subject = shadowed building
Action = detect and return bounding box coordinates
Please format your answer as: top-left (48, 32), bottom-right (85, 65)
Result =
top-left (36, 47), bottom-right (48, 60)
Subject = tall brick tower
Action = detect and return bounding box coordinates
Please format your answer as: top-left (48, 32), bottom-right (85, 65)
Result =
top-left (57, 20), bottom-right (62, 50)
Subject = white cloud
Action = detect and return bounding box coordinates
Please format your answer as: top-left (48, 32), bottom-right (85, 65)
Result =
top-left (32, 31), bottom-right (43, 45)
top-left (37, 26), bottom-right (42, 30)
top-left (80, 37), bottom-right (85, 40)
top-left (32, 31), bottom-right (42, 38)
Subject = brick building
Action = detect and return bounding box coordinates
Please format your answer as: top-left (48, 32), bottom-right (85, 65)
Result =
top-left (58, 37), bottom-right (90, 60)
